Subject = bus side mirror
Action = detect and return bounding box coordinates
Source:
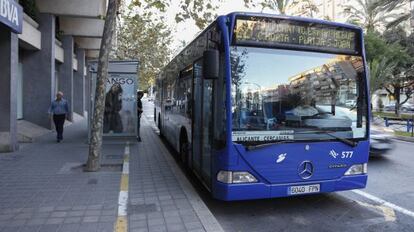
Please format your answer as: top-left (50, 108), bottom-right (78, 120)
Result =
top-left (203, 49), bottom-right (219, 79)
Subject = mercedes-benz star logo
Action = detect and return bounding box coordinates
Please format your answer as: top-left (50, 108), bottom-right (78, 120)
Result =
top-left (298, 161), bottom-right (314, 179)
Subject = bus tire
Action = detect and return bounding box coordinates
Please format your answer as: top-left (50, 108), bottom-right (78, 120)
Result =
top-left (154, 108), bottom-right (156, 122)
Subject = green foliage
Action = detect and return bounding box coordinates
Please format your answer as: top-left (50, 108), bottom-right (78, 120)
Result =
top-left (394, 131), bottom-right (414, 137)
top-left (245, 0), bottom-right (318, 17)
top-left (344, 0), bottom-right (406, 32)
top-left (366, 32), bottom-right (410, 84)
top-left (117, 0), bottom-right (221, 90)
top-left (175, 0), bottom-right (222, 29)
top-left (373, 112), bottom-right (414, 120)
top-left (19, 0), bottom-right (38, 20)
top-left (116, 12), bottom-right (173, 90)
top-left (365, 26), bottom-right (414, 115)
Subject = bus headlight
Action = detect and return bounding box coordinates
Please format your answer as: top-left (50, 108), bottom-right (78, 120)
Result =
top-left (344, 163), bottom-right (367, 175)
top-left (217, 171), bottom-right (258, 184)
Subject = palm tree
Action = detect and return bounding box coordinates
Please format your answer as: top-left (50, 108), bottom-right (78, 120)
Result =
top-left (260, 0), bottom-right (318, 17)
top-left (369, 57), bottom-right (396, 95)
top-left (385, 0), bottom-right (412, 29)
top-left (344, 0), bottom-right (406, 32)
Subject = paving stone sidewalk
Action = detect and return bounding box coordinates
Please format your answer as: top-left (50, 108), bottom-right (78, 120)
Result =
top-left (127, 103), bottom-right (224, 232)
top-left (0, 119), bottom-right (125, 232)
top-left (0, 106), bottom-right (224, 232)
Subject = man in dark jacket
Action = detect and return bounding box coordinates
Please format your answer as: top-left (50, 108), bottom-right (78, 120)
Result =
top-left (137, 91), bottom-right (144, 141)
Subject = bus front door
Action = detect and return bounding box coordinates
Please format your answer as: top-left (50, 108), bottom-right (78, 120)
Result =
top-left (192, 60), bottom-right (214, 186)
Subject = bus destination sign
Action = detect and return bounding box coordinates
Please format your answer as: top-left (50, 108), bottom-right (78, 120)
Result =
top-left (234, 17), bottom-right (359, 54)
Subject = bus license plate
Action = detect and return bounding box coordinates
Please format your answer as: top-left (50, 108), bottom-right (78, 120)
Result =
top-left (289, 184), bottom-right (320, 195)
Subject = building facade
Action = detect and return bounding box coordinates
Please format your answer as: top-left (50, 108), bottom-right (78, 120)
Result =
top-left (0, 0), bottom-right (106, 152)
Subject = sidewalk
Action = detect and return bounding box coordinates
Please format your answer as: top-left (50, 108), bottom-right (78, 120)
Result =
top-left (0, 108), bottom-right (224, 232)
top-left (0, 119), bottom-right (125, 232)
top-left (127, 111), bottom-right (223, 232)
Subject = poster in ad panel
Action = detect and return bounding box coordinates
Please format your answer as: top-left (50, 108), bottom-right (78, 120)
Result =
top-left (103, 73), bottom-right (137, 136)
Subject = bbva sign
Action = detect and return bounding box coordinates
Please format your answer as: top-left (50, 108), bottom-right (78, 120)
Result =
top-left (0, 0), bottom-right (23, 34)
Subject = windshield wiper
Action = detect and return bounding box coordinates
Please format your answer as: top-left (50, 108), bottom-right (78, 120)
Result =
top-left (298, 129), bottom-right (358, 147)
top-left (245, 140), bottom-right (295, 151)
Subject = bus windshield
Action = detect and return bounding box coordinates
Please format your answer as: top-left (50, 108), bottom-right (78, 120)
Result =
top-left (231, 46), bottom-right (368, 143)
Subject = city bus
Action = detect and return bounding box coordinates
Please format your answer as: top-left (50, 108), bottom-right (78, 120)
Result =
top-left (154, 12), bottom-right (369, 201)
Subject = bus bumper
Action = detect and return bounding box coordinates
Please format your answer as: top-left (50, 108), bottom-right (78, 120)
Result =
top-left (212, 174), bottom-right (367, 201)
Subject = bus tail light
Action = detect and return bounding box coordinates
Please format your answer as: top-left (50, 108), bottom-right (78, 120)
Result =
top-left (217, 171), bottom-right (258, 184)
top-left (344, 163), bottom-right (367, 176)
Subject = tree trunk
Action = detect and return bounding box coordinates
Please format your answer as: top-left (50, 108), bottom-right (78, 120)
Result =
top-left (86, 0), bottom-right (119, 172)
top-left (395, 87), bottom-right (401, 117)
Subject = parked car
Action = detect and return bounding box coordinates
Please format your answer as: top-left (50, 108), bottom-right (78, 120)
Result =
top-left (345, 99), bottom-right (356, 108)
top-left (370, 125), bottom-right (395, 156)
top-left (384, 102), bottom-right (414, 112)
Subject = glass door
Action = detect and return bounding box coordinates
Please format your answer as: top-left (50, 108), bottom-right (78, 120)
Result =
top-left (201, 79), bottom-right (214, 184)
top-left (192, 59), bottom-right (214, 186)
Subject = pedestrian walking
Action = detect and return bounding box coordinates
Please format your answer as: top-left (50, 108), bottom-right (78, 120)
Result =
top-left (49, 91), bottom-right (69, 143)
top-left (137, 91), bottom-right (144, 142)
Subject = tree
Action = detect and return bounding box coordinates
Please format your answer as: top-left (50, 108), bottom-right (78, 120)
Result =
top-left (365, 30), bottom-right (414, 115)
top-left (344, 0), bottom-right (406, 32)
top-left (117, 0), bottom-right (221, 90)
top-left (382, 27), bottom-right (414, 115)
top-left (245, 0), bottom-right (318, 17)
top-left (384, 0), bottom-right (411, 29)
top-left (175, 0), bottom-right (222, 29)
top-left (86, 0), bottom-right (222, 171)
top-left (129, 0), bottom-right (221, 30)
top-left (116, 12), bottom-right (173, 90)
top-left (86, 0), bottom-right (120, 171)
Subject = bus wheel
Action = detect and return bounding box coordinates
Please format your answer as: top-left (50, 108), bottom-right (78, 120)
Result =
top-left (153, 108), bottom-right (156, 122)
top-left (180, 139), bottom-right (189, 168)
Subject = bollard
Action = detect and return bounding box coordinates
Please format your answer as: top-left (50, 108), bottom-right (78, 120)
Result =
top-left (385, 117), bottom-right (389, 127)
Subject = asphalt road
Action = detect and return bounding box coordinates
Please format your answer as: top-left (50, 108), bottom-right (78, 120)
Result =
top-left (143, 99), bottom-right (414, 232)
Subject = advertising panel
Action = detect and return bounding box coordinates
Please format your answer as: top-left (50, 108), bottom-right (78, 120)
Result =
top-left (103, 73), bottom-right (137, 135)
top-left (88, 61), bottom-right (139, 138)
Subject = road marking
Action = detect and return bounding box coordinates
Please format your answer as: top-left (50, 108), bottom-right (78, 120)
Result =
top-left (353, 189), bottom-right (414, 219)
top-left (356, 200), bottom-right (396, 222)
top-left (114, 143), bottom-right (130, 232)
top-left (378, 205), bottom-right (396, 222)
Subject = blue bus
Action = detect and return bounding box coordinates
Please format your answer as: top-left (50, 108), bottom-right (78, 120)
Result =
top-left (154, 12), bottom-right (369, 201)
